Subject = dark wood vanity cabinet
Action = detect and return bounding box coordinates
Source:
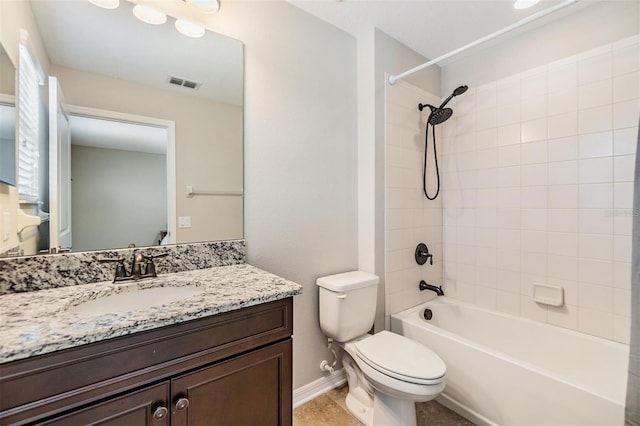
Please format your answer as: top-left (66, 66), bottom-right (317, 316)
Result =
top-left (0, 298), bottom-right (293, 426)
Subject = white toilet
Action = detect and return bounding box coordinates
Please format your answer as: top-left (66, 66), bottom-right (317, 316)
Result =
top-left (317, 271), bottom-right (446, 426)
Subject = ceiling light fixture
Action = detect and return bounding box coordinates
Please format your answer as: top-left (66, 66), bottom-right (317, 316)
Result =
top-left (175, 19), bottom-right (205, 38)
top-left (514, 0), bottom-right (540, 9)
top-left (132, 4), bottom-right (167, 25)
top-left (187, 0), bottom-right (221, 14)
top-left (88, 0), bottom-right (120, 9)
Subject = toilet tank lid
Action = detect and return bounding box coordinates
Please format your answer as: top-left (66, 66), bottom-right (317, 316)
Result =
top-left (316, 271), bottom-right (379, 292)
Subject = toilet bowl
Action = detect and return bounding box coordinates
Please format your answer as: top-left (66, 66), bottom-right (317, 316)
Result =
top-left (340, 331), bottom-right (445, 426)
top-left (316, 271), bottom-right (447, 426)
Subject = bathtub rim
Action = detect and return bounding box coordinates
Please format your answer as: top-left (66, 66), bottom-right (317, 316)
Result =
top-left (391, 297), bottom-right (629, 406)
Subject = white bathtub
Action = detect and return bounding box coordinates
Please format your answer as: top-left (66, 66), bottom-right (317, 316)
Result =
top-left (391, 297), bottom-right (629, 426)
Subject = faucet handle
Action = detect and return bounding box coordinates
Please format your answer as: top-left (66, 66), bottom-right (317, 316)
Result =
top-left (140, 252), bottom-right (169, 278)
top-left (98, 258), bottom-right (127, 282)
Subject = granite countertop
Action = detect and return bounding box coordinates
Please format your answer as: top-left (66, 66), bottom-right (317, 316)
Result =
top-left (0, 264), bottom-right (302, 364)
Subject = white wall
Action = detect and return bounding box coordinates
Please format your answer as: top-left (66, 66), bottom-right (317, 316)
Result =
top-left (210, 2), bottom-right (358, 389)
top-left (440, 31), bottom-right (639, 343)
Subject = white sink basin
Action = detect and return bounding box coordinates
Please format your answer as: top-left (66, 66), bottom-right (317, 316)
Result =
top-left (68, 285), bottom-right (204, 316)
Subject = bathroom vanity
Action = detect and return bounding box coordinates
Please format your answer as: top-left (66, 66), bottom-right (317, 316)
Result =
top-left (0, 262), bottom-right (302, 425)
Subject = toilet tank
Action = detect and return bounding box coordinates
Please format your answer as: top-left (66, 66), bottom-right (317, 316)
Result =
top-left (316, 271), bottom-right (379, 342)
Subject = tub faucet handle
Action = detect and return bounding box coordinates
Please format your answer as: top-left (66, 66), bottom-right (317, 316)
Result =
top-left (415, 243), bottom-right (433, 265)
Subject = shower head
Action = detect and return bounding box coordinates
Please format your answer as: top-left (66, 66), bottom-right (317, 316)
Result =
top-left (439, 85), bottom-right (468, 109)
top-left (428, 108), bottom-right (453, 125)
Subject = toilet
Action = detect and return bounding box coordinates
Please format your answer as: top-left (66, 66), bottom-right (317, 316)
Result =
top-left (317, 271), bottom-right (446, 426)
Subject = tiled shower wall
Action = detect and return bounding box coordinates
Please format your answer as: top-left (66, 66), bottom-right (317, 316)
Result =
top-left (441, 35), bottom-right (639, 343)
top-left (385, 81), bottom-right (443, 320)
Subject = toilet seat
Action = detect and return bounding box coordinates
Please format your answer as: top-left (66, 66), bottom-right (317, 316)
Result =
top-left (354, 331), bottom-right (445, 385)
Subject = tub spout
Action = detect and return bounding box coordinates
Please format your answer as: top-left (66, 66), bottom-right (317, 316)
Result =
top-left (419, 280), bottom-right (444, 296)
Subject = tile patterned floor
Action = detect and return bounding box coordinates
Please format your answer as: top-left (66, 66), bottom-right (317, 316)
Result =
top-left (293, 384), bottom-right (475, 426)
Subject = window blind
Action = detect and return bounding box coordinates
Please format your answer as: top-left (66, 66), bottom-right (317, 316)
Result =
top-left (17, 44), bottom-right (41, 201)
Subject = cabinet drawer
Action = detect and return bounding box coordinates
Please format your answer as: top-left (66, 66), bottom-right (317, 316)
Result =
top-left (0, 298), bottom-right (293, 425)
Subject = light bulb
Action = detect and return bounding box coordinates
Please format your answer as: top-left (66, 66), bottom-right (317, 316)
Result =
top-left (175, 20), bottom-right (205, 38)
top-left (88, 0), bottom-right (120, 9)
top-left (514, 0), bottom-right (540, 9)
top-left (132, 5), bottom-right (167, 25)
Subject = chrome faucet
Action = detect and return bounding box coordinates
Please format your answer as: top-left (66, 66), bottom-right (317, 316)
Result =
top-left (419, 280), bottom-right (444, 296)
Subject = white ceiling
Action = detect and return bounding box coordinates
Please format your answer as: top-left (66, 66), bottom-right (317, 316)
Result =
top-left (70, 115), bottom-right (168, 154)
top-left (288, 0), bottom-right (592, 67)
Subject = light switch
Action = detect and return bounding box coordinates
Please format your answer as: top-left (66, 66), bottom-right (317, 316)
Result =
top-left (178, 216), bottom-right (192, 228)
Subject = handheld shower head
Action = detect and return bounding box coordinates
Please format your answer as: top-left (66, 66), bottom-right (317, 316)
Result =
top-left (438, 85), bottom-right (468, 109)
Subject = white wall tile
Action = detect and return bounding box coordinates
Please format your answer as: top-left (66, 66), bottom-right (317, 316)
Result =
top-left (436, 40), bottom-right (633, 338)
top-left (548, 59), bottom-right (577, 93)
top-left (521, 209), bottom-right (547, 231)
top-left (548, 232), bottom-right (578, 257)
top-left (548, 255), bottom-right (578, 281)
top-left (613, 43), bottom-right (640, 76)
top-left (548, 136), bottom-right (578, 162)
top-left (613, 155), bottom-right (636, 182)
top-left (521, 118), bottom-right (547, 143)
top-left (614, 182), bottom-right (634, 209)
top-left (497, 103), bottom-right (521, 126)
top-left (578, 79), bottom-right (612, 110)
top-left (548, 209), bottom-right (578, 233)
top-left (613, 261), bottom-right (632, 290)
top-left (498, 166), bottom-right (521, 187)
top-left (579, 183), bottom-right (612, 208)
top-left (498, 123), bottom-right (521, 146)
top-left (578, 209), bottom-right (613, 235)
top-left (578, 50), bottom-right (612, 85)
top-left (521, 94), bottom-right (547, 121)
top-left (613, 71), bottom-right (639, 103)
top-left (548, 87), bottom-right (577, 116)
top-left (549, 160), bottom-right (578, 185)
top-left (613, 315), bottom-right (631, 344)
top-left (613, 235), bottom-right (632, 263)
top-left (613, 127), bottom-right (638, 156)
top-left (548, 111), bottom-right (578, 139)
top-left (613, 99), bottom-right (640, 129)
top-left (578, 233), bottom-right (613, 260)
top-left (578, 131), bottom-right (613, 158)
top-left (578, 282), bottom-right (613, 310)
top-left (548, 185), bottom-right (578, 209)
top-left (521, 141), bottom-right (547, 165)
top-left (578, 307), bottom-right (613, 339)
top-left (521, 186), bottom-right (548, 209)
top-left (578, 157), bottom-right (613, 183)
top-left (578, 105), bottom-right (612, 134)
top-left (477, 128), bottom-right (498, 150)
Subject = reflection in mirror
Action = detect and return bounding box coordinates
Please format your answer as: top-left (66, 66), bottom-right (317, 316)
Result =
top-left (69, 114), bottom-right (168, 252)
top-left (0, 43), bottom-right (16, 187)
top-left (1, 0), bottom-right (244, 257)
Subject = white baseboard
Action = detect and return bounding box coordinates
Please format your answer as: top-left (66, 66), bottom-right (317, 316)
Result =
top-left (293, 368), bottom-right (347, 408)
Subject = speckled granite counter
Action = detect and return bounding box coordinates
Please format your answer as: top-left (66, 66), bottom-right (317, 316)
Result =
top-left (0, 264), bottom-right (302, 364)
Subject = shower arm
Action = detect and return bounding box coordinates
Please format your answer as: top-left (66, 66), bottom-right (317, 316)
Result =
top-left (388, 0), bottom-right (579, 85)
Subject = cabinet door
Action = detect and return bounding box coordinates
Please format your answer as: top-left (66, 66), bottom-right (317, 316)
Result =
top-left (171, 339), bottom-right (292, 426)
top-left (39, 383), bottom-right (170, 426)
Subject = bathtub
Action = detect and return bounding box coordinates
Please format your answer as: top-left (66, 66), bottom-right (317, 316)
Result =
top-left (390, 297), bottom-right (629, 426)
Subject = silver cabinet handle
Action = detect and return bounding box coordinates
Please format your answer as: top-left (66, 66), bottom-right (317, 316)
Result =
top-left (153, 406), bottom-right (168, 421)
top-left (175, 397), bottom-right (190, 411)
